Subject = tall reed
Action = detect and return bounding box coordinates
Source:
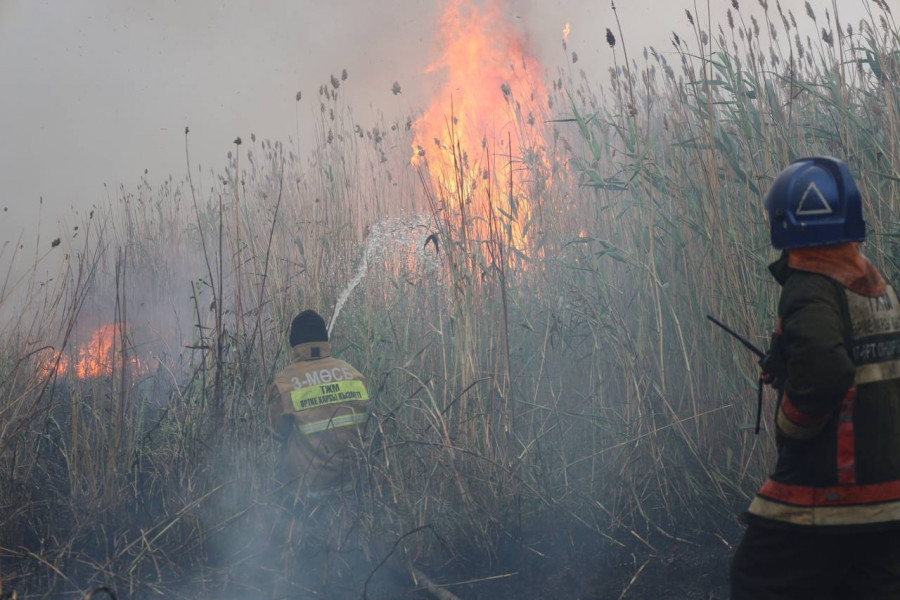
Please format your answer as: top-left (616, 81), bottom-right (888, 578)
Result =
top-left (1, 3), bottom-right (898, 596)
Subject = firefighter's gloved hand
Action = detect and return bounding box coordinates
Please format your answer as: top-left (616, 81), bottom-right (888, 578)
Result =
top-left (273, 414), bottom-right (295, 441)
top-left (759, 335), bottom-right (786, 388)
top-left (760, 367), bottom-right (779, 386)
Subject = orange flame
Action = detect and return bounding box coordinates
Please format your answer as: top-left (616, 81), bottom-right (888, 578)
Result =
top-left (76, 323), bottom-right (120, 379)
top-left (412, 0), bottom-right (552, 255)
top-left (38, 323), bottom-right (150, 381)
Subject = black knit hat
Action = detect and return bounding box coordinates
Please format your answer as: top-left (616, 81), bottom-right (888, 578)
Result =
top-left (289, 310), bottom-right (328, 347)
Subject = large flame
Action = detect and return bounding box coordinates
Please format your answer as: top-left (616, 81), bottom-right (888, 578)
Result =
top-left (412, 0), bottom-right (552, 255)
top-left (39, 322), bottom-right (150, 381)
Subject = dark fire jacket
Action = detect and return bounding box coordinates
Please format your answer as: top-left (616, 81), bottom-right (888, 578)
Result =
top-left (747, 243), bottom-right (900, 529)
top-left (268, 341), bottom-right (369, 494)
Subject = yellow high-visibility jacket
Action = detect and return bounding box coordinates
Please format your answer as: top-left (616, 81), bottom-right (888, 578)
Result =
top-left (268, 341), bottom-right (369, 494)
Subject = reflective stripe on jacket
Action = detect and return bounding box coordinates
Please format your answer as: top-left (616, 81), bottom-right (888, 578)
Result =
top-left (268, 341), bottom-right (369, 493)
top-left (747, 244), bottom-right (900, 529)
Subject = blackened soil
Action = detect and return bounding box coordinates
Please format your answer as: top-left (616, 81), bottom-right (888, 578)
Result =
top-left (18, 524), bottom-right (737, 599)
top-left (395, 527), bottom-right (739, 600)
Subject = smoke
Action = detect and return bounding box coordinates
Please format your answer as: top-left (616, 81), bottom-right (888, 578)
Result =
top-left (0, 1), bottom-right (879, 596)
top-left (0, 0), bottom-right (871, 262)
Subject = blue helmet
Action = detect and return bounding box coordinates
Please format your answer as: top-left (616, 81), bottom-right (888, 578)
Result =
top-left (763, 157), bottom-right (865, 249)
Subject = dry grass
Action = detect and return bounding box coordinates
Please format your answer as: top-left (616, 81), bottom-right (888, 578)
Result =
top-left (1, 2), bottom-right (899, 597)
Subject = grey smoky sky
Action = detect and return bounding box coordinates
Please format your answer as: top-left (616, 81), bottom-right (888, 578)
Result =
top-left (0, 0), bottom-right (870, 255)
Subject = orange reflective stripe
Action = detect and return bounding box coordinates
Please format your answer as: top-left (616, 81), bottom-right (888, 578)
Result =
top-left (836, 387), bottom-right (857, 485)
top-left (759, 478), bottom-right (900, 506)
top-left (780, 394), bottom-right (830, 428)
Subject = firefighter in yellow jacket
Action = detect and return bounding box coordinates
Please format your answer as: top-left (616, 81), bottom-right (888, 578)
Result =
top-left (268, 309), bottom-right (369, 497)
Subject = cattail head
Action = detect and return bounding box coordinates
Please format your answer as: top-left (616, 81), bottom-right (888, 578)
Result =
top-left (606, 28), bottom-right (616, 47)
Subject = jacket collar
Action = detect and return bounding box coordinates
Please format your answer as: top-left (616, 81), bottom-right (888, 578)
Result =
top-left (769, 243), bottom-right (886, 297)
top-left (768, 251), bottom-right (791, 286)
top-left (291, 341), bottom-right (332, 361)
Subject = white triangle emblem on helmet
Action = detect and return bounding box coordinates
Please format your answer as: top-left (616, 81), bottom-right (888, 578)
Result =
top-left (795, 181), bottom-right (834, 216)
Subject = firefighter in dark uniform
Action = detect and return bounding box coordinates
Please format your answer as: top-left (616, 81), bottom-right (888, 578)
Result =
top-left (731, 157), bottom-right (900, 599)
top-left (266, 309), bottom-right (370, 599)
